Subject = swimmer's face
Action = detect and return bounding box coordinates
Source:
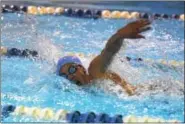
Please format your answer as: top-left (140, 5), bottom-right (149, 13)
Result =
top-left (59, 63), bottom-right (88, 85)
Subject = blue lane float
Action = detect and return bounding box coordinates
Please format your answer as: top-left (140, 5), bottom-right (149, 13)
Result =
top-left (93, 10), bottom-right (102, 19)
top-left (95, 10), bottom-right (101, 16)
top-left (1, 4), bottom-right (27, 13)
top-left (153, 13), bottom-right (161, 19)
top-left (78, 112), bottom-right (96, 123)
top-left (94, 113), bottom-right (110, 123)
top-left (5, 48), bottom-right (38, 57)
top-left (74, 9), bottom-right (84, 17)
top-left (63, 8), bottom-right (101, 19)
top-left (66, 111), bottom-right (81, 123)
top-left (22, 49), bottom-right (32, 57)
top-left (1, 105), bottom-right (16, 118)
top-left (110, 115), bottom-right (123, 123)
top-left (140, 13), bottom-right (150, 19)
top-left (64, 8), bottom-right (73, 16)
top-left (2, 4), bottom-right (10, 13)
top-left (10, 5), bottom-right (19, 12)
top-left (7, 48), bottom-right (22, 56)
top-left (172, 14), bottom-right (180, 19)
top-left (84, 9), bottom-right (92, 16)
top-left (19, 5), bottom-right (27, 12)
top-left (161, 14), bottom-right (169, 19)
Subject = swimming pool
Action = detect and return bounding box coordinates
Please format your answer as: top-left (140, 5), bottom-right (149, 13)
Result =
top-left (1, 1), bottom-right (184, 123)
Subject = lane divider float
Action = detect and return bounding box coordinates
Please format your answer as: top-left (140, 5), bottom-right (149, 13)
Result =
top-left (66, 51), bottom-right (184, 67)
top-left (1, 47), bottom-right (184, 67)
top-left (0, 47), bottom-right (38, 57)
top-left (1, 105), bottom-right (180, 123)
top-left (1, 4), bottom-right (184, 21)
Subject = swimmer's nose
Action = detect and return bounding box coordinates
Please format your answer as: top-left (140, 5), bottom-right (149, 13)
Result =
top-left (77, 69), bottom-right (88, 84)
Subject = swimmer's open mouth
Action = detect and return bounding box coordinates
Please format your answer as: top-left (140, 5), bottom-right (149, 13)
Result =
top-left (140, 25), bottom-right (152, 32)
top-left (75, 81), bottom-right (81, 85)
top-left (70, 77), bottom-right (81, 85)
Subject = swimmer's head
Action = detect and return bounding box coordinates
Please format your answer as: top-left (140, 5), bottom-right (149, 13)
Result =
top-left (57, 56), bottom-right (88, 85)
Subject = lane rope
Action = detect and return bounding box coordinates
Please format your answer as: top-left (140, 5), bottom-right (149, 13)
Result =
top-left (1, 47), bottom-right (184, 67)
top-left (1, 5), bottom-right (184, 21)
top-left (1, 105), bottom-right (180, 123)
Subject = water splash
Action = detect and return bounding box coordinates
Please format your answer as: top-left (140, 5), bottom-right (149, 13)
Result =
top-left (1, 12), bottom-right (184, 122)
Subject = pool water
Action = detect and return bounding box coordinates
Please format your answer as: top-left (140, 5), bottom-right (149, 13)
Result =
top-left (1, 3), bottom-right (184, 122)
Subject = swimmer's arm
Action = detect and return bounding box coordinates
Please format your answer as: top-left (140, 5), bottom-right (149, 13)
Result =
top-left (99, 20), bottom-right (151, 95)
top-left (100, 19), bottom-right (151, 72)
top-left (88, 20), bottom-right (151, 95)
top-left (104, 71), bottom-right (136, 95)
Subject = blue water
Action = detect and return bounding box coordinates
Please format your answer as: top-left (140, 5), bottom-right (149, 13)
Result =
top-left (1, 2), bottom-right (184, 122)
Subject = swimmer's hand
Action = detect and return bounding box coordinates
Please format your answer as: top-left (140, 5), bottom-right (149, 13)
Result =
top-left (117, 19), bottom-right (151, 39)
top-left (124, 83), bottom-right (137, 96)
top-left (121, 79), bottom-right (136, 96)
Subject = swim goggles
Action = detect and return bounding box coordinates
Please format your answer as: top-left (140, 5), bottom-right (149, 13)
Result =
top-left (59, 64), bottom-right (76, 77)
top-left (59, 64), bottom-right (84, 85)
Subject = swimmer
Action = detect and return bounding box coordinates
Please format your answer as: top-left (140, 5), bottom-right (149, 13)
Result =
top-left (56, 19), bottom-right (151, 95)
